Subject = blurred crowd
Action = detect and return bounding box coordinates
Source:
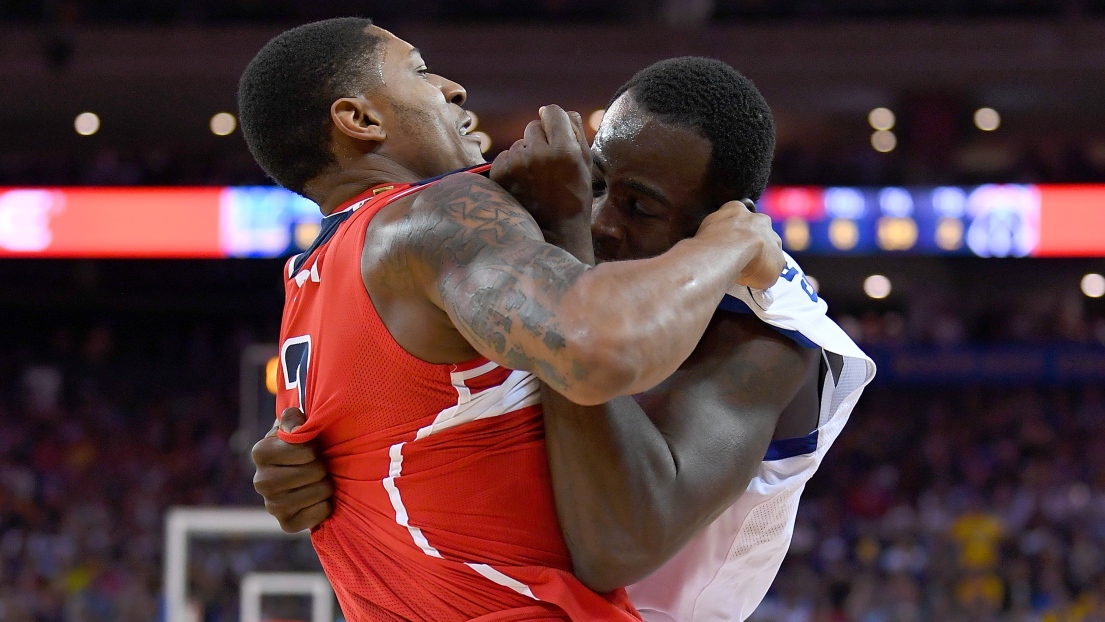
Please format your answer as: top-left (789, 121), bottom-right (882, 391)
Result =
top-left (0, 149), bottom-right (268, 189)
top-left (752, 384), bottom-right (1105, 622)
top-left (835, 302), bottom-right (1105, 349)
top-left (4, 137), bottom-right (1105, 188)
top-left (770, 139), bottom-right (1105, 188)
top-left (0, 263), bottom-right (1102, 621)
top-left (0, 320), bottom-right (275, 622)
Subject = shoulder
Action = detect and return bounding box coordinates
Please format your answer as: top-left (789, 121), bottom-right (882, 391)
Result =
top-left (400, 172), bottom-right (543, 261)
top-left (699, 311), bottom-right (804, 359)
top-left (409, 172), bottom-right (533, 224)
top-left (413, 171), bottom-right (510, 206)
top-left (685, 312), bottom-right (817, 389)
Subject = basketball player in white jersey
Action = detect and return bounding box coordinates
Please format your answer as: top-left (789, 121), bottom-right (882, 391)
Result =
top-left (253, 57), bottom-right (874, 620)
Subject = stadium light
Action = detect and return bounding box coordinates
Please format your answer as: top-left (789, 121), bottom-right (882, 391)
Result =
top-left (589, 109), bottom-right (605, 132)
top-left (783, 217), bottom-right (810, 251)
top-left (864, 274), bottom-right (892, 299)
top-left (868, 107), bottom-right (895, 131)
top-left (210, 112), bottom-right (237, 136)
top-left (829, 219), bottom-right (860, 251)
top-left (974, 107), bottom-right (1000, 131)
top-left (871, 130), bottom-right (896, 153)
top-left (1082, 273), bottom-right (1105, 298)
top-left (74, 112), bottom-right (100, 136)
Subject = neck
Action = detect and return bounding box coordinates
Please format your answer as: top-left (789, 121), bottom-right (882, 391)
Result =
top-left (310, 159), bottom-right (424, 215)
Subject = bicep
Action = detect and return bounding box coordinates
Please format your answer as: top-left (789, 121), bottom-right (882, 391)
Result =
top-left (437, 238), bottom-right (590, 387)
top-left (545, 315), bottom-right (821, 589)
top-left (654, 315), bottom-right (820, 472)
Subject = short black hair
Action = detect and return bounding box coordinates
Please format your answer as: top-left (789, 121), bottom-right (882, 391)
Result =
top-left (238, 18), bottom-right (384, 197)
top-left (611, 57), bottom-right (775, 204)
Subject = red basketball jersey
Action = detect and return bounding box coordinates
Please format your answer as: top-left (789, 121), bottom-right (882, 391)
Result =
top-left (275, 169), bottom-right (640, 622)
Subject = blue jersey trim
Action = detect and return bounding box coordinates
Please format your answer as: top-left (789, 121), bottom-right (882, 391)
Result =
top-left (292, 164), bottom-right (492, 274)
top-left (718, 294), bottom-right (820, 349)
top-left (410, 162), bottom-right (491, 187)
top-left (763, 430), bottom-right (819, 461)
top-left (292, 210), bottom-right (353, 273)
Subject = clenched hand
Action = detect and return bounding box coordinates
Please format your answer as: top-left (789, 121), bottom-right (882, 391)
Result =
top-left (251, 408), bottom-right (333, 533)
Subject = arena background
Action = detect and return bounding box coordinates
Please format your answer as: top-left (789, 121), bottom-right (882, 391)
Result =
top-left (3, 1), bottom-right (1105, 621)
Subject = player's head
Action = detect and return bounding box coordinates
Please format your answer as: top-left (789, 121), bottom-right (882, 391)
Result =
top-left (238, 18), bottom-right (483, 200)
top-left (590, 57), bottom-right (775, 262)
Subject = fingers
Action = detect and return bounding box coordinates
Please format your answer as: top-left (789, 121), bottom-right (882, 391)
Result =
top-left (278, 407), bottom-right (307, 434)
top-left (262, 477), bottom-right (334, 514)
top-left (719, 199), bottom-right (754, 215)
top-left (523, 118), bottom-right (549, 149)
top-left (488, 146), bottom-right (515, 186)
top-left (254, 459), bottom-right (329, 496)
top-left (279, 499), bottom-right (334, 534)
top-left (567, 111), bottom-right (591, 158)
top-left (538, 105), bottom-right (578, 152)
top-left (251, 434), bottom-right (321, 468)
top-left (263, 479), bottom-right (335, 533)
top-left (698, 199), bottom-right (753, 231)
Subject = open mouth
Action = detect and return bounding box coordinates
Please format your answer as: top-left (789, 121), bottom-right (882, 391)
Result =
top-left (458, 114), bottom-right (473, 136)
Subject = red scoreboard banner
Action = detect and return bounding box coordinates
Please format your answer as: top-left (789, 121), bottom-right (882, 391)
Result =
top-left (0, 183), bottom-right (1103, 258)
top-left (0, 188), bottom-right (224, 258)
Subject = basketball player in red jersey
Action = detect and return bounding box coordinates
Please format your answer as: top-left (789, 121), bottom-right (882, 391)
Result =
top-left (252, 55), bottom-right (878, 621)
top-left (238, 18), bottom-right (783, 622)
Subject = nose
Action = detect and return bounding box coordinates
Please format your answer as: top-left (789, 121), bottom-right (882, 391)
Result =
top-left (435, 75), bottom-right (467, 106)
top-left (590, 198), bottom-right (622, 244)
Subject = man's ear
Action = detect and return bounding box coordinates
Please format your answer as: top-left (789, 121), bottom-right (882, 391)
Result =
top-left (331, 96), bottom-right (386, 144)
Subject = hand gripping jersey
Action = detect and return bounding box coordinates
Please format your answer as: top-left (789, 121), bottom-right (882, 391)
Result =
top-left (275, 169), bottom-right (639, 622)
top-left (626, 253), bottom-right (876, 622)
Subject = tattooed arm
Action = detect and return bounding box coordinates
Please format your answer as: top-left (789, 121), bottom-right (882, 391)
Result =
top-left (542, 312), bottom-right (822, 591)
top-left (398, 171), bottom-right (782, 405)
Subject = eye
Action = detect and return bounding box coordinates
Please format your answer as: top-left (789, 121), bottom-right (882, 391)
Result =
top-left (591, 178), bottom-right (607, 198)
top-left (627, 199), bottom-right (656, 219)
top-left (417, 66), bottom-right (429, 77)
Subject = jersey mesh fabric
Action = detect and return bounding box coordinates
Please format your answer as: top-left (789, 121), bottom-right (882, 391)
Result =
top-left (275, 179), bottom-right (639, 622)
top-left (729, 486), bottom-right (799, 560)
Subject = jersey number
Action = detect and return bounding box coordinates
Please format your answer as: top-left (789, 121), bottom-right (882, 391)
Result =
top-left (780, 264), bottom-right (819, 303)
top-left (281, 335), bottom-right (312, 411)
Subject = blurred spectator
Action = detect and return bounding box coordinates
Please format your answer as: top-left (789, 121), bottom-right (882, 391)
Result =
top-left (752, 383), bottom-right (1105, 622)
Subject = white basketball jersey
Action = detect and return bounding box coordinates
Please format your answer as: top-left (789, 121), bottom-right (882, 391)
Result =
top-left (626, 253), bottom-right (876, 622)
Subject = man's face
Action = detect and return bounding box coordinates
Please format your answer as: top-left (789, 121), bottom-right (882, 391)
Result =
top-left (363, 28), bottom-right (485, 178)
top-left (590, 93), bottom-right (715, 262)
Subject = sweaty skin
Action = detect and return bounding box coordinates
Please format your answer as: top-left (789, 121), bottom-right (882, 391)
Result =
top-left (536, 94), bottom-right (822, 591)
top-left (315, 27), bottom-right (784, 407)
top-left (256, 94), bottom-right (817, 589)
top-left (253, 32), bottom-right (801, 598)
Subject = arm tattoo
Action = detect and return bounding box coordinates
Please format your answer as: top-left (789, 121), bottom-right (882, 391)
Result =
top-left (392, 174), bottom-right (591, 388)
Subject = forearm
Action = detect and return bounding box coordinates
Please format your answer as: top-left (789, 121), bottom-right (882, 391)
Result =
top-left (559, 235), bottom-right (753, 399)
top-left (415, 172), bottom-right (767, 404)
top-left (542, 385), bottom-right (680, 591)
top-left (544, 316), bottom-right (818, 591)
top-left (540, 215), bottom-right (595, 266)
